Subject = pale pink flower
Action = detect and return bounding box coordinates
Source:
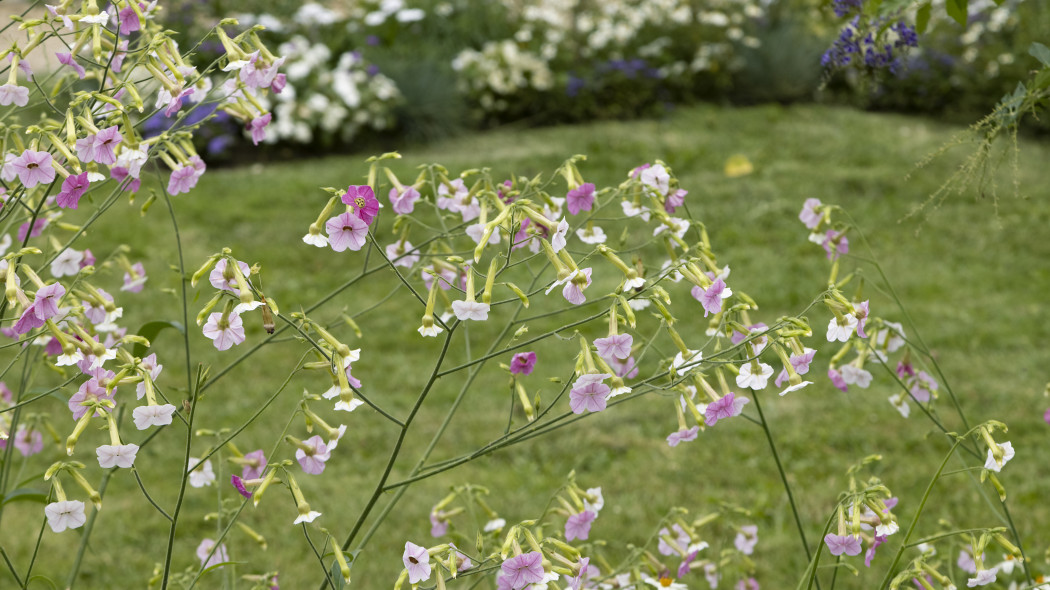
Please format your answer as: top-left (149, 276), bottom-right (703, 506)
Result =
top-left (247, 113), bottom-right (271, 145)
top-left (326, 212), bottom-right (368, 252)
top-left (594, 334), bottom-right (632, 360)
top-left (132, 404), bottom-right (177, 429)
top-left (566, 183), bottom-right (596, 215)
top-left (13, 427), bottom-right (43, 456)
top-left (562, 267), bottom-right (592, 305)
top-left (734, 525), bottom-right (758, 555)
top-left (189, 457), bottom-right (215, 487)
top-left (296, 434), bottom-right (333, 474)
top-left (241, 449), bottom-right (267, 480)
top-left (551, 219), bottom-right (570, 252)
top-left (403, 541), bottom-right (432, 584)
top-left (202, 312), bottom-right (246, 351)
top-left (569, 373), bottom-right (611, 414)
top-left (705, 392), bottom-right (749, 426)
top-left (56, 52), bottom-right (85, 79)
top-left (799, 198), bottom-right (822, 229)
top-left (0, 84), bottom-right (29, 106)
top-left (666, 426), bottom-right (699, 447)
top-left (56, 172), bottom-right (91, 209)
top-left (824, 534), bottom-right (862, 556)
top-left (565, 510), bottom-right (597, 541)
top-left (10, 149), bottom-right (55, 187)
top-left (389, 186), bottom-right (420, 215)
top-left (500, 552), bottom-right (545, 590)
top-left (196, 538), bottom-right (229, 569)
top-left (209, 258), bottom-right (251, 294)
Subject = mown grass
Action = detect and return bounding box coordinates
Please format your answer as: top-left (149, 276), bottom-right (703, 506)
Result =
top-left (3, 102), bottom-right (1049, 589)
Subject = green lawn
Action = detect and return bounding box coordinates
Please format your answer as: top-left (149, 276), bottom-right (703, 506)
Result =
top-left (3, 103), bottom-right (1049, 589)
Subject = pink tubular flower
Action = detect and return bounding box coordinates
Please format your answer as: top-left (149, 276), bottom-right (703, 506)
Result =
top-left (665, 188), bottom-right (687, 213)
top-left (56, 172), bottom-right (91, 208)
top-left (117, 5), bottom-right (140, 35)
top-left (566, 183), bottom-right (596, 215)
top-left (509, 351), bottom-right (537, 375)
top-left (562, 267), bottom-right (592, 305)
top-left (864, 534), bottom-right (887, 567)
top-left (247, 113), bottom-right (271, 146)
top-left (822, 230), bottom-right (849, 260)
top-left (705, 392), bottom-right (749, 426)
top-left (565, 510), bottom-right (597, 541)
top-left (403, 542), bottom-right (431, 584)
top-left (32, 282), bottom-right (66, 321)
top-left (326, 212), bottom-right (368, 252)
top-left (209, 258), bottom-right (251, 294)
top-left (241, 449), bottom-right (267, 480)
top-left (94, 127), bottom-right (124, 165)
top-left (11, 149), bottom-right (56, 188)
top-left (202, 312), bottom-right (246, 351)
top-left (167, 164), bottom-right (199, 195)
top-left (68, 378), bottom-right (115, 420)
top-left (569, 373), bottom-right (611, 414)
top-left (430, 512), bottom-right (448, 537)
top-left (594, 334), bottom-right (632, 360)
top-left (342, 185), bottom-right (380, 225)
top-left (692, 277), bottom-right (731, 317)
top-left (389, 186), bottom-right (420, 215)
top-left (122, 262), bottom-right (147, 292)
top-left (56, 52), bottom-right (85, 79)
top-left (501, 552), bottom-right (545, 590)
top-left (296, 435), bottom-right (333, 474)
top-left (231, 475), bottom-right (252, 498)
top-left (824, 534), bottom-right (862, 556)
top-left (666, 426), bottom-right (699, 447)
top-left (790, 348), bottom-right (817, 375)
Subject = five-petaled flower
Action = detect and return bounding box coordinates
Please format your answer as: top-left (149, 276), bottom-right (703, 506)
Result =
top-left (403, 541), bottom-right (432, 584)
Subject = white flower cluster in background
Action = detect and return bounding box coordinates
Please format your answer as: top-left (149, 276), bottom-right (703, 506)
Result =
top-left (263, 36), bottom-right (401, 145)
top-left (452, 0), bottom-right (765, 116)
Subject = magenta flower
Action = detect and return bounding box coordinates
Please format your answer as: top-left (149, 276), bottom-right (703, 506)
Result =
top-left (93, 126), bottom-right (124, 165)
top-left (500, 552), bottom-right (545, 590)
top-left (17, 218), bottom-right (48, 243)
top-left (1044, 407), bottom-right (1050, 425)
top-left (566, 183), bottom-right (596, 215)
top-left (295, 435), bottom-right (333, 474)
top-left (569, 373), bottom-right (611, 414)
top-left (666, 426), bottom-right (699, 447)
top-left (271, 73), bottom-right (287, 93)
top-left (403, 541), bottom-right (431, 584)
top-left (326, 211), bottom-right (368, 252)
top-left (678, 550), bottom-right (699, 578)
top-left (241, 449), bottom-right (267, 480)
top-left (56, 52), bottom-right (85, 79)
top-left (565, 510), bottom-right (597, 541)
top-left (247, 113), bottom-right (271, 146)
top-left (117, 5), bottom-right (140, 35)
top-left (231, 475), bottom-right (252, 498)
top-left (202, 312), bottom-right (246, 351)
top-left (11, 149), bottom-right (55, 188)
top-left (864, 534), bottom-right (887, 567)
top-left (32, 282), bottom-right (66, 321)
top-left (389, 186), bottom-right (420, 215)
top-left (692, 277), bottom-right (730, 317)
top-left (342, 185), bottom-right (380, 225)
top-left (594, 333), bottom-right (632, 360)
top-left (824, 534), bottom-right (862, 556)
top-left (56, 172), bottom-right (91, 208)
top-left (705, 392), bottom-right (749, 426)
top-left (509, 351), bottom-right (537, 375)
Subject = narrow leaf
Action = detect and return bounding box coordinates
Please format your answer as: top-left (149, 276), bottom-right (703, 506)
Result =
top-left (1029, 42), bottom-right (1050, 67)
top-left (133, 321), bottom-right (185, 357)
top-left (945, 0), bottom-right (968, 26)
top-left (916, 3), bottom-right (932, 34)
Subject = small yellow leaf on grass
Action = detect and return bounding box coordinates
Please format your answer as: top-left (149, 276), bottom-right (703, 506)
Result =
top-left (724, 154), bottom-right (754, 178)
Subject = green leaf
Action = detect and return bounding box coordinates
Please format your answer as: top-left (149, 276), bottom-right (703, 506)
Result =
top-left (2, 488), bottom-right (48, 506)
top-left (945, 0), bottom-right (968, 26)
top-left (1029, 42), bottom-right (1050, 67)
top-left (328, 561), bottom-right (346, 590)
top-left (133, 321), bottom-right (185, 357)
top-left (916, 3), bottom-right (932, 34)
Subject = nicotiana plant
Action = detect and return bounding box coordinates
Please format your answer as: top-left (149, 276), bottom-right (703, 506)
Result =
top-left (0, 2), bottom-right (1045, 590)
